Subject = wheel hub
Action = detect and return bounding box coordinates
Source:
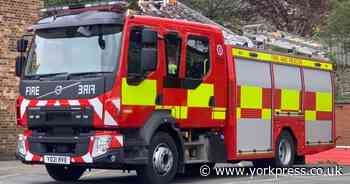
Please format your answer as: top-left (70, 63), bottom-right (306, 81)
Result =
top-left (278, 139), bottom-right (292, 166)
top-left (152, 143), bottom-right (174, 176)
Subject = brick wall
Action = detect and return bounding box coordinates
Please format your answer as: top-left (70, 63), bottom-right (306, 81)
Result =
top-left (0, 0), bottom-right (40, 159)
top-left (335, 104), bottom-right (350, 146)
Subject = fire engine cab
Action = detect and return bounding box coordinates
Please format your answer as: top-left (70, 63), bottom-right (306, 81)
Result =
top-left (15, 1), bottom-right (335, 184)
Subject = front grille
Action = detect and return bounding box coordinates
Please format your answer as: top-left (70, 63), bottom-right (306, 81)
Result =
top-left (27, 106), bottom-right (94, 129)
top-left (28, 136), bottom-right (90, 156)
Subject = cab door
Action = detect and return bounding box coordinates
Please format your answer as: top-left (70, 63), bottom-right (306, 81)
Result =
top-left (160, 31), bottom-right (187, 120)
top-left (181, 30), bottom-right (227, 128)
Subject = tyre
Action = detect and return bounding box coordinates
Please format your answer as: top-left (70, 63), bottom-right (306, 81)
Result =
top-left (137, 132), bottom-right (179, 184)
top-left (274, 131), bottom-right (295, 167)
top-left (45, 165), bottom-right (85, 182)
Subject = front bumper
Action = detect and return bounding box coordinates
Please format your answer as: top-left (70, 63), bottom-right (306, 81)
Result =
top-left (15, 130), bottom-right (137, 168)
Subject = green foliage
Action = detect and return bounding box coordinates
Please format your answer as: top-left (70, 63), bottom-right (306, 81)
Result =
top-left (322, 0), bottom-right (350, 66)
top-left (127, 0), bottom-right (139, 10)
top-left (325, 0), bottom-right (350, 38)
top-left (183, 0), bottom-right (243, 33)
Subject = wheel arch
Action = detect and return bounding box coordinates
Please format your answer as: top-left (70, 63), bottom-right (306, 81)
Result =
top-left (139, 110), bottom-right (185, 173)
top-left (279, 127), bottom-right (298, 154)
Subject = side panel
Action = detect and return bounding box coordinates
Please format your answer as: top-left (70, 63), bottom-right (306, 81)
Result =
top-left (272, 64), bottom-right (304, 155)
top-left (303, 68), bottom-right (333, 145)
top-left (235, 58), bottom-right (272, 153)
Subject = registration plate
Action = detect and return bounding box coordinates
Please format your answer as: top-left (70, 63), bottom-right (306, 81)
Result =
top-left (44, 155), bottom-right (70, 165)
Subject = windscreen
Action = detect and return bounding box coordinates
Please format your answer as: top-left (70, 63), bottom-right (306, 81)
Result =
top-left (25, 25), bottom-right (123, 76)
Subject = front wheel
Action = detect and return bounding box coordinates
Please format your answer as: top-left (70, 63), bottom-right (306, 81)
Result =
top-left (275, 131), bottom-right (295, 167)
top-left (46, 165), bottom-right (85, 182)
top-left (137, 132), bottom-right (179, 184)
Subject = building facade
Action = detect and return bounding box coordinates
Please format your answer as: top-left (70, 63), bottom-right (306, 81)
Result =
top-left (0, 0), bottom-right (40, 159)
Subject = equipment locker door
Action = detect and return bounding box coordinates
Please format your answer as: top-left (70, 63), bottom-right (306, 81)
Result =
top-left (235, 59), bottom-right (273, 153)
top-left (303, 69), bottom-right (333, 145)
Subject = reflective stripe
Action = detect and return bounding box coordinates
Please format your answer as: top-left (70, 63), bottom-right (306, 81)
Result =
top-left (232, 48), bottom-right (333, 71)
top-left (240, 86), bottom-right (262, 109)
top-left (68, 100), bottom-right (80, 106)
top-left (316, 92), bottom-right (332, 112)
top-left (187, 83), bottom-right (213, 107)
top-left (104, 111), bottom-right (118, 126)
top-left (212, 107), bottom-right (227, 120)
top-left (305, 110), bottom-right (317, 121)
top-left (261, 109), bottom-right (271, 120)
top-left (20, 99), bottom-right (30, 118)
top-left (155, 106), bottom-right (188, 119)
top-left (122, 78), bottom-right (157, 106)
top-left (281, 89), bottom-right (300, 111)
top-left (82, 154), bottom-right (93, 163)
top-left (180, 106), bottom-right (188, 119)
top-left (236, 107), bottom-right (241, 119)
top-left (36, 100), bottom-right (48, 107)
top-left (88, 98), bottom-right (103, 120)
top-left (212, 111), bottom-right (226, 120)
top-left (116, 135), bottom-right (124, 146)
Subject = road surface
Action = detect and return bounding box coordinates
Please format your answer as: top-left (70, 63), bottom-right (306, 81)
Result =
top-left (1, 161), bottom-right (350, 184)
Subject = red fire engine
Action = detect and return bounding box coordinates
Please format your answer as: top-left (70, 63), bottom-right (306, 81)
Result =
top-left (15, 1), bottom-right (335, 184)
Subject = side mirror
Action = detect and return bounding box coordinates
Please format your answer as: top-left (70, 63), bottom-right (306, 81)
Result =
top-left (140, 48), bottom-right (157, 72)
top-left (15, 56), bottom-right (26, 77)
top-left (142, 29), bottom-right (157, 45)
top-left (17, 39), bottom-right (29, 53)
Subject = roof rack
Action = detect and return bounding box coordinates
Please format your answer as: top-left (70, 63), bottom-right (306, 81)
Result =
top-left (40, 0), bottom-right (129, 17)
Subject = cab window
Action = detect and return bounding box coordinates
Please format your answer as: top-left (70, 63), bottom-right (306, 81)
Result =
top-left (127, 27), bottom-right (158, 75)
top-left (165, 34), bottom-right (181, 76)
top-left (128, 28), bottom-right (143, 74)
top-left (185, 36), bottom-right (210, 79)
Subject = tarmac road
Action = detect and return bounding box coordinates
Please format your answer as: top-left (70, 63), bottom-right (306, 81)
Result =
top-left (1, 161), bottom-right (350, 184)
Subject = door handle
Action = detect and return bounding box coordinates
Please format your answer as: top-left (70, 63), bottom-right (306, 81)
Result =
top-left (156, 94), bottom-right (163, 105)
top-left (209, 96), bottom-right (216, 107)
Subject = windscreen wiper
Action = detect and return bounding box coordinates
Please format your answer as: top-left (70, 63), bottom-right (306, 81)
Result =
top-left (67, 71), bottom-right (112, 79)
top-left (26, 72), bottom-right (69, 80)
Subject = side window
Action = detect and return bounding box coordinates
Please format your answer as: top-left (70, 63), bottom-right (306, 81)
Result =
top-left (127, 27), bottom-right (158, 75)
top-left (128, 28), bottom-right (142, 74)
top-left (165, 34), bottom-right (181, 76)
top-left (185, 36), bottom-right (210, 79)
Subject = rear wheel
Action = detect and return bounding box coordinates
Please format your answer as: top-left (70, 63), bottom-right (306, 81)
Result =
top-left (274, 131), bottom-right (295, 167)
top-left (46, 165), bottom-right (85, 182)
top-left (137, 132), bottom-right (179, 184)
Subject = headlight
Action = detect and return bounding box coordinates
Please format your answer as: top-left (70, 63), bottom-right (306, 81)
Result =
top-left (92, 136), bottom-right (112, 158)
top-left (17, 134), bottom-right (26, 156)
